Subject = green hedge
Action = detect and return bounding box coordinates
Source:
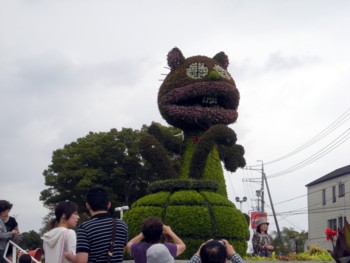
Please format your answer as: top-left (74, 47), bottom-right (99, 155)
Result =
top-left (131, 191), bottom-right (171, 207)
top-left (169, 190), bottom-right (205, 205)
top-left (148, 179), bottom-right (219, 193)
top-left (165, 205), bottom-right (212, 237)
top-left (123, 189), bottom-right (249, 258)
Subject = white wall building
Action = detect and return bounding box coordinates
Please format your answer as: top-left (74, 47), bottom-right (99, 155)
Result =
top-left (306, 164), bottom-right (350, 251)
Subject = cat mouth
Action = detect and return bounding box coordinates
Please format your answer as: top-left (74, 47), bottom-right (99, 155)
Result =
top-left (158, 82), bottom-right (239, 130)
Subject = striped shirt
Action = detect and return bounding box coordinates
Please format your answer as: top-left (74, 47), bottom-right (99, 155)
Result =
top-left (76, 213), bottom-right (128, 263)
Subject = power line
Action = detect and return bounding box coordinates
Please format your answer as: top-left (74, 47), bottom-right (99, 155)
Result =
top-left (264, 108), bottom-right (350, 165)
top-left (274, 177), bottom-right (350, 206)
top-left (268, 128), bottom-right (350, 178)
top-left (246, 107), bottom-right (350, 169)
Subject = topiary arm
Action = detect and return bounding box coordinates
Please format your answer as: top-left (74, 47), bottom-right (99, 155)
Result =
top-left (218, 144), bottom-right (246, 172)
top-left (189, 124), bottom-right (237, 179)
top-left (139, 133), bottom-right (177, 179)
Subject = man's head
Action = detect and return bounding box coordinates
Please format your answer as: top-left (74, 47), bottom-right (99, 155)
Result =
top-left (142, 216), bottom-right (163, 243)
top-left (200, 240), bottom-right (227, 263)
top-left (86, 186), bottom-right (110, 212)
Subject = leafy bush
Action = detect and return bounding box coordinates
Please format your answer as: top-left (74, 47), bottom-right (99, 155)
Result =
top-left (123, 189), bottom-right (249, 259)
top-left (244, 246), bottom-right (333, 261)
top-left (131, 191), bottom-right (171, 207)
top-left (148, 179), bottom-right (219, 193)
top-left (169, 190), bottom-right (205, 205)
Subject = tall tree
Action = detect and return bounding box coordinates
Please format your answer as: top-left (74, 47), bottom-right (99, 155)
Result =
top-left (40, 127), bottom-right (164, 213)
top-left (271, 227), bottom-right (308, 254)
top-left (18, 230), bottom-right (43, 250)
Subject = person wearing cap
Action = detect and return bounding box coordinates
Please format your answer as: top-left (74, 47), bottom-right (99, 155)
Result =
top-left (126, 216), bottom-right (186, 263)
top-left (252, 218), bottom-right (274, 257)
top-left (187, 239), bottom-right (245, 263)
top-left (146, 243), bottom-right (174, 263)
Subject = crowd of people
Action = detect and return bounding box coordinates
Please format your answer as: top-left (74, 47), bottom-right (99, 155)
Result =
top-left (1, 186), bottom-right (274, 263)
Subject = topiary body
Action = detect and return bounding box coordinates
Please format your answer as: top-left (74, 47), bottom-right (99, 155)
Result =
top-left (123, 48), bottom-right (248, 258)
top-left (123, 183), bottom-right (249, 259)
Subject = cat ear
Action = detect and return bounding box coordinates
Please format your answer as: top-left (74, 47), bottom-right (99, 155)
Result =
top-left (167, 47), bottom-right (185, 70)
top-left (213, 51), bottom-right (229, 70)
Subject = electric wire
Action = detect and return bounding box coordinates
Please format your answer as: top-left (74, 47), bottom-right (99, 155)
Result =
top-left (264, 108), bottom-right (350, 165)
top-left (268, 128), bottom-right (350, 178)
top-left (246, 107), bottom-right (350, 169)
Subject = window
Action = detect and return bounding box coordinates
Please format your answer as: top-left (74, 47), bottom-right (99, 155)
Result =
top-left (322, 189), bottom-right (326, 205)
top-left (328, 219), bottom-right (337, 230)
top-left (339, 216), bottom-right (344, 231)
top-left (339, 183), bottom-right (345, 197)
top-left (332, 185), bottom-right (336, 203)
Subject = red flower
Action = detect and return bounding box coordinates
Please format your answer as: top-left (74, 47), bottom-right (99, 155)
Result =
top-left (325, 228), bottom-right (338, 240)
top-left (325, 228), bottom-right (338, 249)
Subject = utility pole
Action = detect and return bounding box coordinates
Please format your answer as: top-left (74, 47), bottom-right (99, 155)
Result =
top-left (259, 161), bottom-right (284, 248)
top-left (246, 161), bottom-right (284, 250)
top-left (257, 160), bottom-right (265, 216)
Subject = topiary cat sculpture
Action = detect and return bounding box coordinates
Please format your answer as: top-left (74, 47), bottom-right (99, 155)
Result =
top-left (123, 48), bottom-right (249, 259)
top-left (140, 47), bottom-right (245, 196)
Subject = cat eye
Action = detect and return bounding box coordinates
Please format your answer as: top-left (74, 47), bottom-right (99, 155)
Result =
top-left (213, 65), bottom-right (231, 80)
top-left (186, 62), bottom-right (209, 79)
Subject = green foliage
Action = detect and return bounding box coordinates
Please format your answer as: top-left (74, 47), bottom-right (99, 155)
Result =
top-left (165, 206), bottom-right (212, 237)
top-left (123, 190), bottom-right (249, 258)
top-left (148, 179), bottom-right (219, 193)
top-left (40, 126), bottom-right (165, 216)
top-left (18, 230), bottom-right (43, 250)
top-left (208, 70), bottom-right (221, 80)
top-left (190, 124), bottom-right (236, 179)
top-left (179, 138), bottom-right (195, 179)
top-left (200, 191), bottom-right (234, 206)
top-left (244, 252), bottom-right (278, 261)
top-left (212, 206), bottom-right (249, 240)
top-left (271, 226), bottom-right (308, 254)
top-left (123, 206), bottom-right (163, 237)
top-left (147, 122), bottom-right (182, 155)
top-left (218, 144), bottom-right (246, 171)
top-left (139, 132), bottom-right (177, 178)
top-left (202, 148), bottom-right (227, 197)
top-left (132, 191), bottom-right (171, 207)
top-left (169, 190), bottom-right (205, 205)
top-left (180, 238), bottom-right (207, 259)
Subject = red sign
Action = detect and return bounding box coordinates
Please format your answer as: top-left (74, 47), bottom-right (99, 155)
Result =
top-left (250, 211), bottom-right (267, 229)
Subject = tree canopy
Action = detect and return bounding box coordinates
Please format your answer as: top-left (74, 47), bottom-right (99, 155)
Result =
top-left (271, 227), bottom-right (308, 254)
top-left (40, 125), bottom-right (180, 214)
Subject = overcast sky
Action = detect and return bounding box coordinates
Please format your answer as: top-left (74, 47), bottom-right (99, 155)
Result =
top-left (0, 0), bottom-right (349, 235)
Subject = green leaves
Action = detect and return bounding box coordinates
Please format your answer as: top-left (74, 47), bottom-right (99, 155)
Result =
top-left (40, 126), bottom-right (163, 215)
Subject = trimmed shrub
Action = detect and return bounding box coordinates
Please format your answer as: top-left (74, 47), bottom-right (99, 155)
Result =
top-left (148, 179), bottom-right (219, 193)
top-left (123, 189), bottom-right (249, 259)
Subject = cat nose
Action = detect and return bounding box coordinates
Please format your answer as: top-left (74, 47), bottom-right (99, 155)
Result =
top-left (208, 70), bottom-right (221, 80)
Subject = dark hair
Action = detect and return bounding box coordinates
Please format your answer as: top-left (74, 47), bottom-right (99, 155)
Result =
top-left (142, 216), bottom-right (163, 243)
top-left (0, 200), bottom-right (13, 213)
top-left (19, 253), bottom-right (32, 263)
top-left (50, 200), bottom-right (78, 229)
top-left (256, 223), bottom-right (268, 234)
top-left (200, 240), bottom-right (227, 263)
top-left (86, 186), bottom-right (109, 211)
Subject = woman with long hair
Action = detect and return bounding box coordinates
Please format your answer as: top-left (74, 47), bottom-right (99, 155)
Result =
top-left (252, 218), bottom-right (274, 257)
top-left (42, 201), bottom-right (79, 263)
